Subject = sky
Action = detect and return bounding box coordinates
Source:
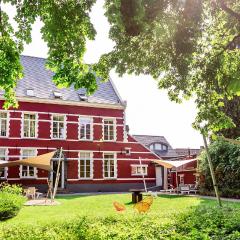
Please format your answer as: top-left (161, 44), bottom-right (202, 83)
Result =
top-left (3, 1), bottom-right (203, 148)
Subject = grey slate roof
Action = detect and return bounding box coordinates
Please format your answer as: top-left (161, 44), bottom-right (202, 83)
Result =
top-left (0, 55), bottom-right (123, 106)
top-left (133, 135), bottom-right (179, 159)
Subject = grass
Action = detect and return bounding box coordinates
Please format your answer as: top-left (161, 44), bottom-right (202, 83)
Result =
top-left (1, 194), bottom-right (240, 227)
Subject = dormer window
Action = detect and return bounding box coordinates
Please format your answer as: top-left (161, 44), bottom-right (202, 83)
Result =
top-left (79, 93), bottom-right (87, 101)
top-left (53, 91), bottom-right (62, 99)
top-left (26, 89), bottom-right (35, 97)
top-left (149, 143), bottom-right (168, 151)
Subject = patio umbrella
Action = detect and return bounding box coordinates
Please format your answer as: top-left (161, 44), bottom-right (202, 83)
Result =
top-left (0, 151), bottom-right (56, 171)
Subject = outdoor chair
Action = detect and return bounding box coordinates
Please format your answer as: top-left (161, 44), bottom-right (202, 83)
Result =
top-left (160, 185), bottom-right (176, 194)
top-left (25, 187), bottom-right (43, 199)
top-left (180, 185), bottom-right (190, 194)
top-left (189, 184), bottom-right (199, 194)
top-left (147, 191), bottom-right (158, 198)
top-left (113, 201), bottom-right (126, 212)
top-left (134, 196), bottom-right (153, 213)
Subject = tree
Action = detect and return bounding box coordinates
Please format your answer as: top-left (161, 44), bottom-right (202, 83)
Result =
top-left (0, 0), bottom-right (103, 109)
top-left (99, 0), bottom-right (240, 134)
top-left (0, 0), bottom-right (240, 136)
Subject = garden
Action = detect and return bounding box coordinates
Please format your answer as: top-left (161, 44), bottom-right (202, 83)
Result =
top-left (1, 187), bottom-right (240, 240)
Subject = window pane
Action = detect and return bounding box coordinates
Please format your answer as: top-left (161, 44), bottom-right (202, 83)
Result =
top-left (155, 143), bottom-right (162, 150)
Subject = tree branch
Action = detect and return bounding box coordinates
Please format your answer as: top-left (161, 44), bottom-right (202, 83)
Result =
top-left (218, 0), bottom-right (240, 21)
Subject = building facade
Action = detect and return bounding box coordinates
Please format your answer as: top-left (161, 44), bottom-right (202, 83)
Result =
top-left (0, 56), bottom-right (161, 192)
top-left (133, 135), bottom-right (199, 188)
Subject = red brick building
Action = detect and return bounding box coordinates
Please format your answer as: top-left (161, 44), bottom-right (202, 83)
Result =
top-left (0, 56), bottom-right (161, 192)
top-left (133, 135), bottom-right (200, 189)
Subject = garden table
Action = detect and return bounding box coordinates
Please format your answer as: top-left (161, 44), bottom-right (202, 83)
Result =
top-left (129, 189), bottom-right (144, 203)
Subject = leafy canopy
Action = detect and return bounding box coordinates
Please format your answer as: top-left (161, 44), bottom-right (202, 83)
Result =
top-left (0, 0), bottom-right (240, 134)
top-left (0, 0), bottom-right (104, 108)
top-left (100, 0), bottom-right (240, 133)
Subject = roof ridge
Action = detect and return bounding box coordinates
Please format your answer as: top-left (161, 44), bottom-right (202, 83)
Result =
top-left (21, 55), bottom-right (46, 60)
top-left (133, 134), bottom-right (165, 138)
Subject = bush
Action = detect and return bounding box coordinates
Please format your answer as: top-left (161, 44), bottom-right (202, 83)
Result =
top-left (0, 184), bottom-right (26, 221)
top-left (173, 206), bottom-right (240, 239)
top-left (0, 183), bottom-right (23, 195)
top-left (199, 139), bottom-right (240, 198)
top-left (1, 206), bottom-right (240, 239)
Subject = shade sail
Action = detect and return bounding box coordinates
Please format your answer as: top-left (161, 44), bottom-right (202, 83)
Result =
top-left (152, 159), bottom-right (197, 169)
top-left (0, 151), bottom-right (56, 171)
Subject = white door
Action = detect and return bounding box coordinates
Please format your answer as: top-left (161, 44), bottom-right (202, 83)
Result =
top-left (155, 166), bottom-right (163, 187)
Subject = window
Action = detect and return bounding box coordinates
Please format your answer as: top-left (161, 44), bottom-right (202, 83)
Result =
top-left (103, 153), bottom-right (116, 178)
top-left (79, 93), bottom-right (88, 101)
top-left (103, 118), bottom-right (115, 141)
top-left (125, 147), bottom-right (131, 156)
top-left (53, 91), bottom-right (62, 99)
top-left (23, 113), bottom-right (37, 138)
top-left (20, 149), bottom-right (37, 178)
top-left (0, 148), bottom-right (7, 179)
top-left (79, 152), bottom-right (92, 179)
top-left (79, 117), bottom-right (92, 140)
top-left (149, 143), bottom-right (168, 151)
top-left (52, 115), bottom-right (65, 139)
top-left (26, 89), bottom-right (35, 97)
top-left (0, 112), bottom-right (8, 137)
top-left (131, 165), bottom-right (148, 176)
top-left (155, 143), bottom-right (162, 150)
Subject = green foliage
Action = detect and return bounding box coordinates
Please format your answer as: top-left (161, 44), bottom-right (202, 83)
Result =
top-left (0, 0), bottom-right (104, 108)
top-left (1, 205), bottom-right (240, 239)
top-left (199, 139), bottom-right (240, 197)
top-left (0, 182), bottom-right (23, 195)
top-left (102, 0), bottom-right (240, 133)
top-left (173, 206), bottom-right (240, 239)
top-left (0, 184), bottom-right (26, 221)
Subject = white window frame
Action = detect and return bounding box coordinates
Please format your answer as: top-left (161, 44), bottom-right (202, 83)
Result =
top-left (0, 111), bottom-right (9, 138)
top-left (131, 164), bottom-right (148, 176)
top-left (20, 148), bottom-right (37, 179)
top-left (79, 117), bottom-right (93, 141)
top-left (21, 112), bottom-right (38, 138)
top-left (0, 148), bottom-right (8, 179)
top-left (103, 153), bottom-right (117, 179)
top-left (51, 114), bottom-right (66, 140)
top-left (26, 89), bottom-right (35, 97)
top-left (78, 152), bottom-right (93, 179)
top-left (103, 118), bottom-right (116, 142)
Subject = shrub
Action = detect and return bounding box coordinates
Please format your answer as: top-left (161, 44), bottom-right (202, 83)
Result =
top-left (0, 184), bottom-right (26, 221)
top-left (199, 139), bottom-right (240, 198)
top-left (173, 206), bottom-right (240, 239)
top-left (0, 183), bottom-right (23, 195)
top-left (1, 206), bottom-right (240, 239)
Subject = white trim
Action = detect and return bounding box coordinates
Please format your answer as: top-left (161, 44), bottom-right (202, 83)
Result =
top-left (78, 116), bottom-right (93, 141)
top-left (0, 97), bottom-right (125, 110)
top-left (19, 148), bottom-right (38, 179)
top-left (78, 151), bottom-right (93, 179)
top-left (51, 114), bottom-right (67, 140)
top-left (102, 152), bottom-right (117, 179)
top-left (0, 147), bottom-right (8, 179)
top-left (131, 164), bottom-right (148, 176)
top-left (67, 178), bottom-right (156, 181)
top-left (102, 117), bottom-right (116, 142)
top-left (21, 112), bottom-right (38, 139)
top-left (0, 111), bottom-right (9, 138)
top-left (0, 109), bottom-right (124, 120)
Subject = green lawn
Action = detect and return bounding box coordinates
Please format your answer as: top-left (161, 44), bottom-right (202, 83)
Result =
top-left (2, 194), bottom-right (240, 227)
